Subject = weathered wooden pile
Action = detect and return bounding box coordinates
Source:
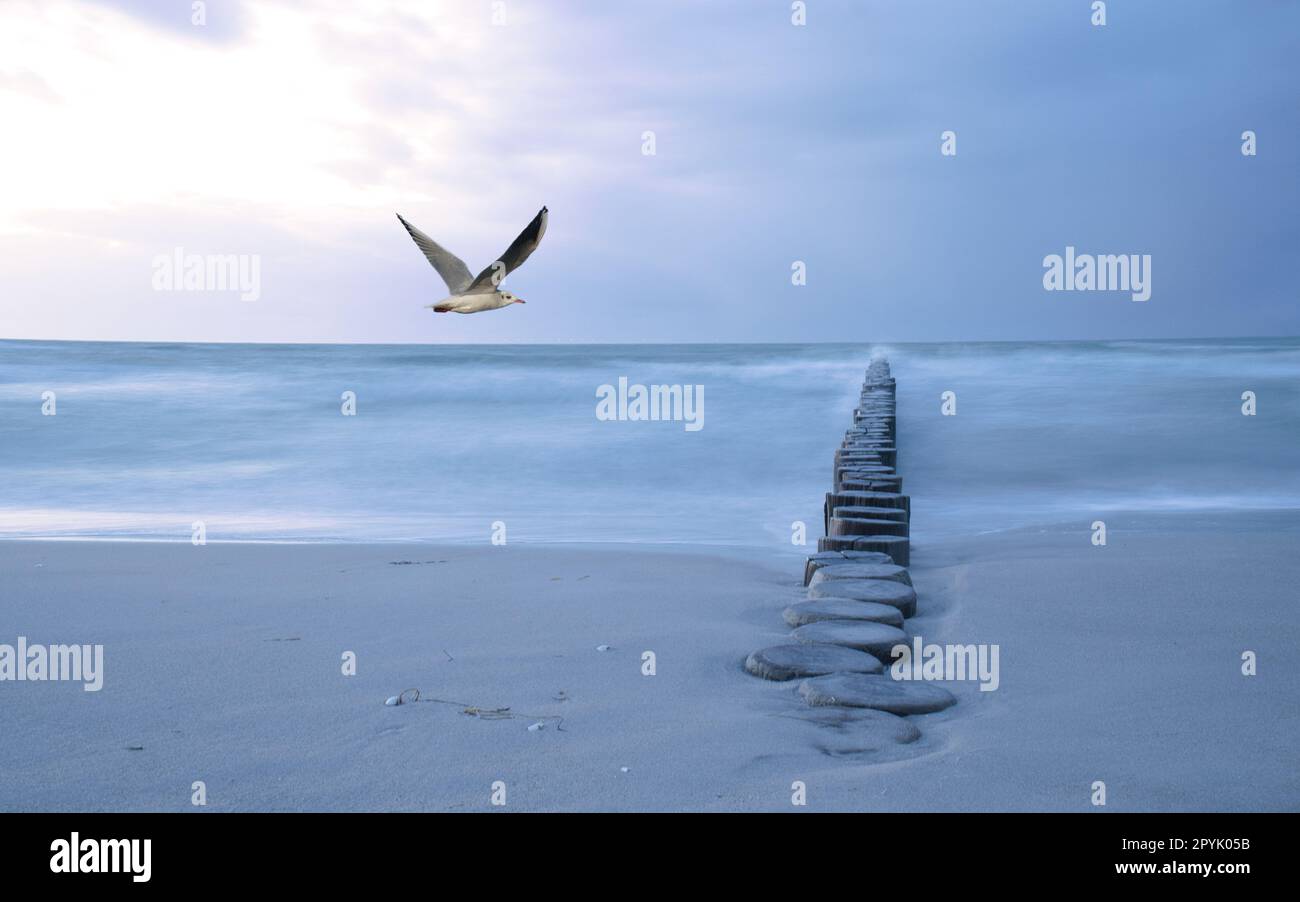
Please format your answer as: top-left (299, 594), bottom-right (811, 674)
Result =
top-left (744, 358), bottom-right (957, 720)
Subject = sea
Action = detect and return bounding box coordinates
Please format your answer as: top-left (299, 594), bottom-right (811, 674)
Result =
top-left (1, 338), bottom-right (1297, 546)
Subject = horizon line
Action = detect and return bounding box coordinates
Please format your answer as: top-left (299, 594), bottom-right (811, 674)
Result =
top-left (1, 334), bottom-right (1297, 349)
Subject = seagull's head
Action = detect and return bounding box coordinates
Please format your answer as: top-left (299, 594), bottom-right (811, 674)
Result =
top-left (499, 291), bottom-right (526, 305)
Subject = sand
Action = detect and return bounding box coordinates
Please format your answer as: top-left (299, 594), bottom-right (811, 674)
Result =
top-left (1, 512), bottom-right (1296, 811)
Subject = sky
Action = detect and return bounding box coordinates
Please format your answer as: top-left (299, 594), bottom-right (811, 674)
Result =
top-left (0, 0), bottom-right (1296, 344)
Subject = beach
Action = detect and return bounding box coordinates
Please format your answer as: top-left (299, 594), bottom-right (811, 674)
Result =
top-left (3, 511), bottom-right (1296, 812)
top-left (2, 338), bottom-right (1298, 811)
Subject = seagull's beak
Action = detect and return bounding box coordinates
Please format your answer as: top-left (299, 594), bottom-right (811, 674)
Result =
top-left (513, 297), bottom-right (526, 304)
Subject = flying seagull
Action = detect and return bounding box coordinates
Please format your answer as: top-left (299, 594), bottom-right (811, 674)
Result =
top-left (396, 207), bottom-right (547, 314)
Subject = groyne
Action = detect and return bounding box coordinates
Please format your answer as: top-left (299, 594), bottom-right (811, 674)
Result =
top-left (745, 358), bottom-right (957, 725)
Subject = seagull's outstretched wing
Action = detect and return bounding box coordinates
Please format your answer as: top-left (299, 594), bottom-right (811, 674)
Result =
top-left (467, 206), bottom-right (548, 292)
top-left (396, 214), bottom-right (474, 294)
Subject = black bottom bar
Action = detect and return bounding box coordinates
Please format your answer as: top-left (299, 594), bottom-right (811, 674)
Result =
top-left (0, 812), bottom-right (1288, 888)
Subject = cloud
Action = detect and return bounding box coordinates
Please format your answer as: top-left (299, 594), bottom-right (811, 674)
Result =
top-left (0, 0), bottom-right (1297, 343)
top-left (0, 68), bottom-right (62, 104)
top-left (85, 0), bottom-right (249, 42)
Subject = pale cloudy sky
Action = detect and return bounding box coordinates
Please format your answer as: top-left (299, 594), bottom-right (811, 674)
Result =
top-left (0, 0), bottom-right (1295, 344)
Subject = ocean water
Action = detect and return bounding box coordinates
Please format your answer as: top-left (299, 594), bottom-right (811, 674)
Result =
top-left (0, 338), bottom-right (1297, 546)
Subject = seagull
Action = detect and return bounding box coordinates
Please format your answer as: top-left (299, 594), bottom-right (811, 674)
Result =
top-left (396, 207), bottom-right (547, 314)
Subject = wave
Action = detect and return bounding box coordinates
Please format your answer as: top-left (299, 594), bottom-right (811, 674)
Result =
top-left (1, 337), bottom-right (1297, 543)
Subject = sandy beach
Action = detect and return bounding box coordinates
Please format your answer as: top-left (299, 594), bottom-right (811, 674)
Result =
top-left (3, 510), bottom-right (1295, 812)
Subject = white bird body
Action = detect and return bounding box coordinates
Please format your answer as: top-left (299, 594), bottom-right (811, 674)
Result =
top-left (396, 207), bottom-right (547, 315)
top-left (427, 290), bottom-right (518, 314)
